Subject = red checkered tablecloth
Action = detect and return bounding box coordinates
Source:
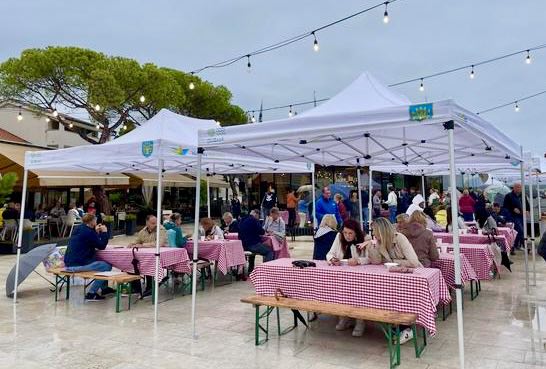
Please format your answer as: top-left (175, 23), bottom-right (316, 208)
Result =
top-left (185, 239), bottom-right (246, 275)
top-left (249, 259), bottom-right (451, 335)
top-left (96, 246), bottom-right (190, 279)
top-left (442, 244), bottom-right (496, 280)
top-left (431, 253), bottom-right (478, 288)
top-left (225, 233), bottom-right (291, 259)
top-left (434, 232), bottom-right (511, 253)
top-left (225, 233), bottom-right (238, 240)
top-left (497, 227), bottom-right (517, 249)
top-left (279, 210), bottom-right (300, 225)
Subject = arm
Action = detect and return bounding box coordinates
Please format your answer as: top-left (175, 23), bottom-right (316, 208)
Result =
top-left (367, 243), bottom-right (384, 265)
top-left (326, 234), bottom-right (341, 262)
top-left (393, 234), bottom-right (421, 268)
top-left (428, 233), bottom-right (439, 262)
top-left (87, 228), bottom-right (108, 251)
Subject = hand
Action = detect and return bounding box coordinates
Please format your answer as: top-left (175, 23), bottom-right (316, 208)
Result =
top-left (348, 258), bottom-right (359, 266)
top-left (357, 241), bottom-right (372, 251)
top-left (330, 257), bottom-right (341, 266)
top-left (514, 208), bottom-right (521, 214)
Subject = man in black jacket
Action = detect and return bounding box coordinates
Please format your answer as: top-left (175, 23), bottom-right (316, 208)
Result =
top-left (239, 210), bottom-right (273, 272)
top-left (222, 212), bottom-right (239, 233)
top-left (64, 214), bottom-right (113, 300)
top-left (503, 183), bottom-right (528, 252)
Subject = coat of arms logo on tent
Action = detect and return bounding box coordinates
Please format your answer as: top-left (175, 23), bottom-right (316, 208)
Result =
top-left (409, 103), bottom-right (433, 121)
top-left (141, 141), bottom-right (154, 157)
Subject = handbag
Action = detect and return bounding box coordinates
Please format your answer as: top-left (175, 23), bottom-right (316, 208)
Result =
top-left (292, 260), bottom-right (316, 269)
top-left (129, 247), bottom-right (143, 297)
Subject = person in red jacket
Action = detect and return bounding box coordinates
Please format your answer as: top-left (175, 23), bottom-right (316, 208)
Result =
top-left (458, 189), bottom-right (476, 222)
top-left (334, 193), bottom-right (349, 224)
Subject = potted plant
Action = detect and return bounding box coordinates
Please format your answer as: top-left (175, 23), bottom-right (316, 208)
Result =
top-left (125, 213), bottom-right (137, 236)
top-left (102, 215), bottom-right (115, 239)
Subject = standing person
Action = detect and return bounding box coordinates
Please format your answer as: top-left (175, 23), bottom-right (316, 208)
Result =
top-left (286, 188), bottom-right (298, 229)
top-left (86, 198), bottom-right (97, 215)
top-left (361, 186), bottom-right (370, 230)
top-left (297, 196), bottom-right (308, 228)
top-left (474, 190), bottom-right (489, 227)
top-left (230, 196), bottom-right (241, 220)
top-left (63, 214), bottom-right (113, 301)
top-left (459, 189), bottom-right (476, 222)
top-left (349, 191), bottom-right (360, 221)
top-left (315, 186), bottom-right (342, 225)
top-left (428, 189), bottom-right (440, 207)
top-left (398, 188), bottom-right (411, 215)
top-left (313, 214), bottom-right (338, 260)
top-left (384, 186), bottom-right (398, 223)
top-left (409, 187), bottom-right (417, 202)
top-left (372, 190), bottom-right (382, 218)
top-left (334, 193), bottom-right (349, 223)
top-left (406, 194), bottom-right (425, 216)
top-left (239, 210), bottom-right (274, 272)
top-left (260, 186), bottom-right (277, 218)
top-left (503, 183), bottom-right (528, 251)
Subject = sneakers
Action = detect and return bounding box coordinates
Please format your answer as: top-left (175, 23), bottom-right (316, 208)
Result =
top-left (85, 293), bottom-right (105, 301)
top-left (101, 287), bottom-right (116, 296)
top-left (335, 317), bottom-right (354, 331)
top-left (352, 320), bottom-right (366, 337)
top-left (399, 328), bottom-right (414, 344)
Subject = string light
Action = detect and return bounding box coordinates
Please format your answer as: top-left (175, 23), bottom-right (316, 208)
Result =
top-left (94, 104), bottom-right (101, 111)
top-left (96, 124), bottom-right (100, 129)
top-left (139, 95), bottom-right (146, 103)
top-left (17, 111), bottom-right (23, 121)
top-left (45, 117), bottom-right (50, 122)
top-left (288, 105), bottom-right (293, 117)
top-left (477, 89), bottom-right (546, 115)
top-left (383, 2), bottom-right (389, 24)
top-left (52, 109), bottom-right (58, 117)
top-left (312, 32), bottom-right (319, 52)
top-left (122, 124), bottom-right (127, 130)
top-left (514, 102), bottom-right (520, 112)
top-left (469, 65), bottom-right (475, 79)
top-left (526, 50), bottom-right (532, 64)
top-left (419, 79), bottom-right (425, 92)
top-left (69, 123), bottom-right (73, 128)
top-left (189, 72), bottom-right (195, 90)
top-left (251, 114), bottom-right (256, 123)
top-left (246, 55), bottom-right (251, 72)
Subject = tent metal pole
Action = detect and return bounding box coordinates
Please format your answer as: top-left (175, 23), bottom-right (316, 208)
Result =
top-left (368, 168), bottom-right (373, 229)
top-left (311, 164), bottom-right (317, 229)
top-left (446, 121), bottom-right (465, 369)
top-left (357, 167), bottom-right (363, 228)
top-left (191, 149), bottom-right (203, 339)
top-left (537, 173), bottom-right (542, 225)
top-left (206, 175), bottom-right (210, 218)
top-left (421, 173), bottom-right (426, 199)
top-left (153, 159), bottom-right (163, 324)
top-left (520, 147), bottom-right (529, 293)
top-left (529, 167), bottom-right (536, 286)
top-left (12, 168), bottom-right (28, 303)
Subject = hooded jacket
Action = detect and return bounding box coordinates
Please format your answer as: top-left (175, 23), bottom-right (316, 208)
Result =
top-left (399, 222), bottom-right (439, 267)
top-left (406, 194), bottom-right (425, 216)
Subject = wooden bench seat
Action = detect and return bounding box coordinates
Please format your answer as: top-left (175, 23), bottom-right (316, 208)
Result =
top-left (48, 268), bottom-right (141, 313)
top-left (241, 295), bottom-right (426, 369)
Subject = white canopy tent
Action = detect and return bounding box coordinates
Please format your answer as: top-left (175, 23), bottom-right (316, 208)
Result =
top-left (12, 109), bottom-right (311, 334)
top-left (198, 72), bottom-right (522, 369)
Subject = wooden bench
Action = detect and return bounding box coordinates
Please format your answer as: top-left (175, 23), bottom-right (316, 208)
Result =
top-left (241, 295), bottom-right (426, 369)
top-left (48, 268), bottom-right (142, 313)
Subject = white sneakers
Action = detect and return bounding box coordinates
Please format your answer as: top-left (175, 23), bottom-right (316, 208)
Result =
top-left (336, 318), bottom-right (366, 337)
top-left (399, 328), bottom-right (414, 344)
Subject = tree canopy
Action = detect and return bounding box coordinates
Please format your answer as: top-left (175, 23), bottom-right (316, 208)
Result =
top-left (0, 47), bottom-right (247, 143)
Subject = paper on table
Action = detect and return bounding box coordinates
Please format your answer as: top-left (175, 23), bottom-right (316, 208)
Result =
top-left (94, 271), bottom-right (126, 277)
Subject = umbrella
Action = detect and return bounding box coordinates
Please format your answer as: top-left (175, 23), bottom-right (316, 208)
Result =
top-left (484, 184), bottom-right (510, 204)
top-left (297, 185), bottom-right (312, 193)
top-left (5, 243), bottom-right (57, 298)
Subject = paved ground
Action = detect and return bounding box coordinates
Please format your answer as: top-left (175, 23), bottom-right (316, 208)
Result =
top-left (1, 232), bottom-right (545, 369)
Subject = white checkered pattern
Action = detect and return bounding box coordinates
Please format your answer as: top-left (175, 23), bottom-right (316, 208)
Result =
top-left (225, 233), bottom-right (291, 259)
top-left (249, 259), bottom-right (451, 335)
top-left (443, 244), bottom-right (496, 280)
top-left (96, 246), bottom-right (190, 279)
top-left (431, 253), bottom-right (478, 288)
top-left (185, 240), bottom-right (246, 275)
top-left (434, 232), bottom-right (511, 253)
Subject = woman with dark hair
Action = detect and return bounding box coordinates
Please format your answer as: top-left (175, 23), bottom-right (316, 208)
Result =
top-left (326, 219), bottom-right (369, 337)
top-left (445, 206), bottom-right (467, 233)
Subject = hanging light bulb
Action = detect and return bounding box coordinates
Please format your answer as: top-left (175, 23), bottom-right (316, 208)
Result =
top-left (383, 2), bottom-right (389, 24)
top-left (288, 105), bottom-right (293, 117)
top-left (139, 95), bottom-right (146, 103)
top-left (122, 124), bottom-right (127, 130)
top-left (312, 32), bottom-right (319, 52)
top-left (17, 111), bottom-right (23, 121)
top-left (469, 65), bottom-right (475, 79)
top-left (246, 55), bottom-right (251, 72)
top-left (69, 123), bottom-right (73, 128)
top-left (45, 117), bottom-right (50, 122)
top-left (251, 114), bottom-right (256, 123)
top-left (94, 104), bottom-right (101, 111)
top-left (96, 123), bottom-right (100, 129)
top-left (189, 81), bottom-right (195, 90)
top-left (419, 78), bottom-right (425, 92)
top-left (526, 50), bottom-right (531, 64)
top-left (514, 102), bottom-right (520, 112)
top-left (52, 109), bottom-right (59, 117)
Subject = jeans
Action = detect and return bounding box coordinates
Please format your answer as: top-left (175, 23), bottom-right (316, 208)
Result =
top-left (287, 208), bottom-right (296, 228)
top-left (65, 261), bottom-right (112, 294)
top-left (389, 206), bottom-right (397, 223)
top-left (513, 217), bottom-right (524, 249)
top-left (462, 212), bottom-right (474, 222)
top-left (362, 207), bottom-right (369, 231)
top-left (245, 242), bottom-right (274, 273)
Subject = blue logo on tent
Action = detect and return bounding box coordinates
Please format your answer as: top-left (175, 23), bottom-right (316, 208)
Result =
top-left (142, 141), bottom-right (154, 157)
top-left (409, 103), bottom-right (433, 121)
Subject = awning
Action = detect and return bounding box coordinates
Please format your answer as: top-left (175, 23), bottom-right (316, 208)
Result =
top-left (127, 173), bottom-right (229, 188)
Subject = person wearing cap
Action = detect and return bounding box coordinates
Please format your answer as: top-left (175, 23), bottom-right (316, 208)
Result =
top-left (406, 194), bottom-right (426, 216)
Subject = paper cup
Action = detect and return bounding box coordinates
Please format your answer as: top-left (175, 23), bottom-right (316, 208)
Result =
top-left (478, 229), bottom-right (482, 235)
top-left (200, 236), bottom-right (205, 241)
top-left (441, 245), bottom-right (448, 254)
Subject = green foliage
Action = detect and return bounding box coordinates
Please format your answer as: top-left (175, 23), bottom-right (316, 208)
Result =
top-left (125, 213), bottom-right (137, 221)
top-left (0, 172), bottom-right (18, 205)
top-left (0, 47), bottom-right (247, 144)
top-left (102, 215), bottom-right (114, 223)
top-left (108, 192), bottom-right (122, 205)
top-left (200, 179), bottom-right (208, 207)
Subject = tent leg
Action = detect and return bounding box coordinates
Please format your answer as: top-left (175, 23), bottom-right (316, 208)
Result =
top-left (520, 148), bottom-right (529, 293)
top-left (421, 174), bottom-right (426, 199)
top-left (537, 174), bottom-right (542, 230)
top-left (191, 149), bottom-right (203, 339)
top-left (153, 159), bottom-right (164, 323)
top-left (311, 164), bottom-right (317, 229)
top-left (528, 167), bottom-right (536, 286)
top-left (357, 166), bottom-right (363, 228)
top-left (446, 121), bottom-right (465, 369)
top-left (206, 176), bottom-right (210, 218)
top-left (13, 169), bottom-right (28, 303)
top-left (368, 169), bottom-right (373, 230)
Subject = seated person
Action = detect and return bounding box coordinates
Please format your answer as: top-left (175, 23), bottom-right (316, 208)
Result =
top-left (445, 207), bottom-right (467, 233)
top-left (399, 211), bottom-right (439, 267)
top-left (395, 214), bottom-right (409, 231)
top-left (67, 202), bottom-right (82, 224)
top-left (313, 214), bottom-right (338, 260)
top-left (491, 203), bottom-right (507, 226)
top-left (163, 213), bottom-right (187, 247)
top-left (325, 219), bottom-right (368, 337)
top-left (435, 205), bottom-right (448, 227)
top-left (263, 207), bottom-right (286, 242)
top-left (199, 218), bottom-right (224, 240)
top-left (239, 210), bottom-right (274, 271)
top-left (63, 214), bottom-right (113, 301)
top-left (222, 212), bottom-right (239, 234)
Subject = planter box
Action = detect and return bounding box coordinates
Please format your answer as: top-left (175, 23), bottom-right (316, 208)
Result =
top-left (125, 220), bottom-right (137, 236)
top-left (104, 223), bottom-right (114, 239)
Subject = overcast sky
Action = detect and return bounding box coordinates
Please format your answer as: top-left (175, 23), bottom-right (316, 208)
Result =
top-left (1, 0), bottom-right (545, 155)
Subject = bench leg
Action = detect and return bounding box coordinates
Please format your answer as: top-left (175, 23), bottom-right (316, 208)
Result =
top-left (470, 280), bottom-right (479, 300)
top-left (116, 283), bottom-right (121, 313)
top-left (379, 323), bottom-right (401, 369)
top-left (254, 305), bottom-right (275, 345)
top-left (65, 276), bottom-right (70, 300)
top-left (412, 325), bottom-right (427, 358)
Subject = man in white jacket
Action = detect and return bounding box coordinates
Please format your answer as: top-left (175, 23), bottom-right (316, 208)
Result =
top-left (384, 186), bottom-right (398, 223)
top-left (406, 194), bottom-right (425, 216)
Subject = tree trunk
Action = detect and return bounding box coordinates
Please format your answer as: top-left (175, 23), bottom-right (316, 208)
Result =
top-left (92, 186), bottom-right (111, 215)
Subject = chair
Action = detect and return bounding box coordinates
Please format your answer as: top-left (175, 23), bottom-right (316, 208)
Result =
top-left (1, 219), bottom-right (18, 242)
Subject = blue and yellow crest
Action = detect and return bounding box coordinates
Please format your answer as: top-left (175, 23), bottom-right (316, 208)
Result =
top-left (141, 141), bottom-right (154, 157)
top-left (172, 146), bottom-right (192, 156)
top-left (409, 103), bottom-right (433, 121)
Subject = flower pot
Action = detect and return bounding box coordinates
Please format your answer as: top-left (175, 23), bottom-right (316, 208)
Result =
top-left (125, 219), bottom-right (136, 236)
top-left (104, 222), bottom-right (114, 239)
top-left (21, 229), bottom-right (34, 253)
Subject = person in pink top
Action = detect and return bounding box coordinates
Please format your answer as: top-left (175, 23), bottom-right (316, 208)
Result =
top-left (458, 189), bottom-right (476, 222)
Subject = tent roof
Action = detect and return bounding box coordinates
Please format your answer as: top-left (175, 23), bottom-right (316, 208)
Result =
top-left (24, 109), bottom-right (311, 175)
top-left (300, 72), bottom-right (411, 117)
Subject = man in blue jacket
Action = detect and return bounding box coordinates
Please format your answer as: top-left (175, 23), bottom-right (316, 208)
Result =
top-left (239, 210), bottom-right (273, 273)
top-left (64, 214), bottom-right (113, 301)
top-left (315, 186), bottom-right (342, 225)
